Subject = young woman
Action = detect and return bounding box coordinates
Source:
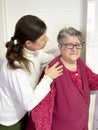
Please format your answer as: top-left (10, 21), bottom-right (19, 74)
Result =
top-left (0, 15), bottom-right (63, 130)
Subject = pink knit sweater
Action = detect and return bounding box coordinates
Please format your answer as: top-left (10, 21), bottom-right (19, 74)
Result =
top-left (26, 85), bottom-right (56, 130)
top-left (26, 56), bottom-right (98, 130)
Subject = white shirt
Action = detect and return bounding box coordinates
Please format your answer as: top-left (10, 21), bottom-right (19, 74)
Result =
top-left (0, 48), bottom-right (54, 126)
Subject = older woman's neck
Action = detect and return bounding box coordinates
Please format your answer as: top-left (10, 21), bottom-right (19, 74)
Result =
top-left (60, 57), bottom-right (77, 71)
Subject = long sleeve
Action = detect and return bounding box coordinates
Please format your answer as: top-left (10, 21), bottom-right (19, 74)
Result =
top-left (26, 80), bottom-right (56, 130)
top-left (38, 50), bottom-right (55, 69)
top-left (0, 62), bottom-right (53, 125)
top-left (86, 65), bottom-right (98, 90)
top-left (3, 68), bottom-right (53, 111)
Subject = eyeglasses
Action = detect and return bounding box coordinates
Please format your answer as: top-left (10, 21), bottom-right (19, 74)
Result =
top-left (62, 43), bottom-right (83, 49)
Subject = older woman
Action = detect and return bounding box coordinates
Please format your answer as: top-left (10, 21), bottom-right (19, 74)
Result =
top-left (27, 27), bottom-right (98, 130)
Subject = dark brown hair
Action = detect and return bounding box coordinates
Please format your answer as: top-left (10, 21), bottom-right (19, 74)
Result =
top-left (6, 15), bottom-right (47, 72)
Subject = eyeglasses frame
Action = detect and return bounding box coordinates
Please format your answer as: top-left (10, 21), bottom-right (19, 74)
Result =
top-left (61, 42), bottom-right (84, 49)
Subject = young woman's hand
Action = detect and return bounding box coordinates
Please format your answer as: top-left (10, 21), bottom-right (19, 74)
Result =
top-left (44, 62), bottom-right (63, 79)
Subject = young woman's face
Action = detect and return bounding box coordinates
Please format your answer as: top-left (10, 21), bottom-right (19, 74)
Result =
top-left (25, 33), bottom-right (49, 51)
top-left (34, 33), bottom-right (49, 50)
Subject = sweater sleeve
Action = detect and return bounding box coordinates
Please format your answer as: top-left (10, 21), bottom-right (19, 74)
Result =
top-left (25, 75), bottom-right (53, 111)
top-left (26, 81), bottom-right (56, 130)
top-left (7, 69), bottom-right (53, 111)
top-left (86, 65), bottom-right (98, 90)
top-left (38, 50), bottom-right (55, 69)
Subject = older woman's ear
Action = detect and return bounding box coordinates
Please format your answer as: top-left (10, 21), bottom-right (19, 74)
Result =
top-left (58, 44), bottom-right (63, 50)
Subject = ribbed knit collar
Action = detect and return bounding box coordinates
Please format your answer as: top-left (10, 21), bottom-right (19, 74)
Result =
top-left (23, 47), bottom-right (38, 59)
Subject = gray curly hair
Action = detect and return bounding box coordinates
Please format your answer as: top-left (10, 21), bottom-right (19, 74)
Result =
top-left (57, 27), bottom-right (84, 45)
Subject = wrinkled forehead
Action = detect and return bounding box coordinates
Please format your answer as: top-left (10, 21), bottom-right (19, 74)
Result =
top-left (64, 36), bottom-right (81, 43)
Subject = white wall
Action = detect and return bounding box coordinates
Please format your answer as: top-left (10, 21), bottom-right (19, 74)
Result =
top-left (86, 0), bottom-right (98, 129)
top-left (1, 0), bottom-right (98, 130)
top-left (3, 0), bottom-right (87, 53)
top-left (0, 0), bottom-right (6, 59)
